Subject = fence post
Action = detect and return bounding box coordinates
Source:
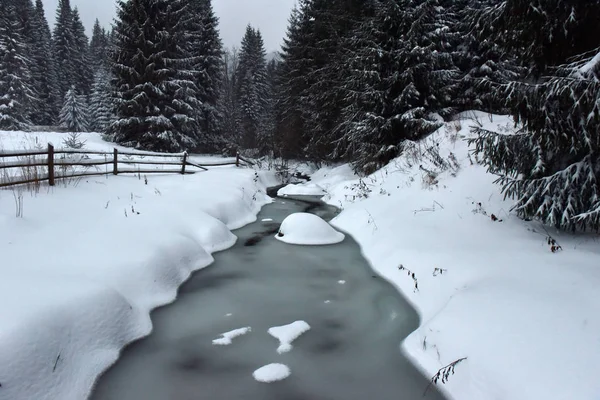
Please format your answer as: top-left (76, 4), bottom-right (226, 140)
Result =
top-left (113, 148), bottom-right (118, 175)
top-left (181, 152), bottom-right (188, 175)
top-left (48, 143), bottom-right (55, 186)
top-left (236, 152), bottom-right (240, 167)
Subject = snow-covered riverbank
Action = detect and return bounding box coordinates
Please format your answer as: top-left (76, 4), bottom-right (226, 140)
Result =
top-left (0, 131), bottom-right (274, 400)
top-left (290, 113), bottom-right (600, 400)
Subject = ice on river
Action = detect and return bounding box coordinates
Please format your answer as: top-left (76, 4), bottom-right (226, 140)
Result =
top-left (268, 320), bottom-right (311, 354)
top-left (275, 213), bottom-right (345, 245)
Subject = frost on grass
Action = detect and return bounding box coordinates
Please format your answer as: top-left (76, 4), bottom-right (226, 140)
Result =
top-left (268, 320), bottom-right (311, 354)
top-left (275, 213), bottom-right (345, 245)
top-left (253, 363), bottom-right (291, 383)
top-left (212, 327), bottom-right (251, 346)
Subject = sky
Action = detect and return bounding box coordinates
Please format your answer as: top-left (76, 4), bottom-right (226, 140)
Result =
top-left (41, 0), bottom-right (296, 52)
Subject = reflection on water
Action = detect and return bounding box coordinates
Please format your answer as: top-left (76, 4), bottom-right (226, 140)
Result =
top-left (90, 195), bottom-right (445, 400)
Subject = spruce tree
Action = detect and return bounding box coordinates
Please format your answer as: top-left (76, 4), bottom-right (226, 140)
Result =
top-left (71, 8), bottom-right (93, 95)
top-left (110, 0), bottom-right (201, 152)
top-left (32, 0), bottom-right (60, 125)
top-left (219, 47), bottom-right (242, 153)
top-left (235, 25), bottom-right (268, 151)
top-left (59, 86), bottom-right (90, 132)
top-left (334, 0), bottom-right (458, 174)
top-left (274, 1), bottom-right (312, 159)
top-left (188, 0), bottom-right (224, 152)
top-left (89, 68), bottom-right (114, 133)
top-left (0, 0), bottom-right (34, 130)
top-left (90, 19), bottom-right (110, 72)
top-left (53, 0), bottom-right (74, 101)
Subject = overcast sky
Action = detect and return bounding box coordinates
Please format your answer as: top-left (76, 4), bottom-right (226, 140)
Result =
top-left (41, 0), bottom-right (296, 52)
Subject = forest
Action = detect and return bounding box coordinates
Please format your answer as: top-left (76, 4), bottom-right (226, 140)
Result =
top-left (1, 0), bottom-right (599, 230)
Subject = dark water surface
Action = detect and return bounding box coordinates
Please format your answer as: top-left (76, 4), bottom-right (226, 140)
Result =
top-left (90, 195), bottom-right (445, 400)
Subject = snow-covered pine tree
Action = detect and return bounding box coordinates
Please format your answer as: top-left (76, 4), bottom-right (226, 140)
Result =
top-left (0, 0), bottom-right (35, 130)
top-left (472, 51), bottom-right (600, 230)
top-left (110, 0), bottom-right (200, 152)
top-left (256, 58), bottom-right (278, 156)
top-left (59, 86), bottom-right (90, 132)
top-left (89, 19), bottom-right (110, 72)
top-left (89, 68), bottom-right (114, 133)
top-left (235, 25), bottom-right (268, 151)
top-left (299, 0), bottom-right (368, 162)
top-left (477, 0), bottom-right (600, 76)
top-left (453, 0), bottom-right (525, 114)
top-left (52, 0), bottom-right (75, 101)
top-left (187, 0), bottom-right (224, 152)
top-left (218, 47), bottom-right (242, 154)
top-left (470, 0), bottom-right (600, 231)
top-left (71, 8), bottom-right (93, 95)
top-left (31, 0), bottom-right (60, 125)
top-left (335, 0), bottom-right (458, 174)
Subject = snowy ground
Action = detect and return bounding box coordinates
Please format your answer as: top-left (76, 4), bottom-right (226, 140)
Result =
top-left (0, 131), bottom-right (274, 400)
top-left (287, 112), bottom-right (600, 400)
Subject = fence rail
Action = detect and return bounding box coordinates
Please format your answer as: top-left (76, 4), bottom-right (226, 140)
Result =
top-left (0, 144), bottom-right (254, 188)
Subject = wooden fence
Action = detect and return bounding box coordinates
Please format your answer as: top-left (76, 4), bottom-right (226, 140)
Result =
top-left (0, 144), bottom-right (254, 188)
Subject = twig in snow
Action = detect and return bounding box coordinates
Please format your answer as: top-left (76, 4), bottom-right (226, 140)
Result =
top-left (53, 353), bottom-right (61, 372)
top-left (398, 265), bottom-right (419, 292)
top-left (424, 357), bottom-right (467, 396)
top-left (433, 268), bottom-right (448, 277)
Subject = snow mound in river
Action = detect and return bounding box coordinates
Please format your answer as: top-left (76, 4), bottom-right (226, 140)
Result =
top-left (277, 183), bottom-right (327, 197)
top-left (275, 213), bottom-right (345, 245)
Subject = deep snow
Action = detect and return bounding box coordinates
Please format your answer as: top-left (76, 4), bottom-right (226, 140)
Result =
top-left (275, 212), bottom-right (345, 245)
top-left (0, 131), bottom-right (273, 400)
top-left (284, 112), bottom-right (600, 400)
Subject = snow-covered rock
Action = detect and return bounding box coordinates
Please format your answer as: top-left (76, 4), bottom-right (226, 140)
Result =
top-left (252, 363), bottom-right (291, 383)
top-left (268, 320), bottom-right (311, 354)
top-left (277, 183), bottom-right (327, 197)
top-left (275, 213), bottom-right (345, 245)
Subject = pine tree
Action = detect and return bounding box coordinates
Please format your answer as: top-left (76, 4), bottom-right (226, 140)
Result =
top-left (219, 47), bottom-right (242, 154)
top-left (257, 58), bottom-right (278, 156)
top-left (274, 1), bottom-right (312, 159)
top-left (235, 25), bottom-right (268, 151)
top-left (59, 86), bottom-right (90, 132)
top-left (89, 68), bottom-right (114, 133)
top-left (71, 8), bottom-right (93, 95)
top-left (188, 0), bottom-right (224, 152)
top-left (478, 0), bottom-right (600, 75)
top-left (109, 0), bottom-right (201, 152)
top-left (90, 19), bottom-right (110, 72)
top-left (0, 0), bottom-right (34, 130)
top-left (334, 0), bottom-right (458, 174)
top-left (32, 0), bottom-right (60, 125)
top-left (53, 0), bottom-right (74, 101)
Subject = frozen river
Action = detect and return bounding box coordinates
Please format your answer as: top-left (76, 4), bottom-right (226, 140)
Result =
top-left (90, 194), bottom-right (445, 400)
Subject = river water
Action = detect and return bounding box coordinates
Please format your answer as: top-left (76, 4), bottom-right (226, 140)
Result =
top-left (90, 194), bottom-right (445, 400)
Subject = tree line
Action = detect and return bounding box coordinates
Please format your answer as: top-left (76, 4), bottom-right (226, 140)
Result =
top-left (1, 0), bottom-right (599, 231)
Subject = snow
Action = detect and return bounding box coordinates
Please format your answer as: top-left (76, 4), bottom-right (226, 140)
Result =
top-left (338, 280), bottom-right (346, 285)
top-left (252, 363), bottom-right (291, 383)
top-left (275, 213), bottom-right (345, 245)
top-left (0, 130), bottom-right (273, 400)
top-left (268, 321), bottom-right (311, 354)
top-left (212, 327), bottom-right (252, 346)
top-left (277, 182), bottom-right (327, 197)
top-left (304, 114), bottom-right (600, 400)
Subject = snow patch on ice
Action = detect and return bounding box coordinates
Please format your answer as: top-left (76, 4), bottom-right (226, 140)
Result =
top-left (338, 280), bottom-right (346, 285)
top-left (268, 320), bottom-right (311, 354)
top-left (212, 327), bottom-right (251, 346)
top-left (252, 363), bottom-right (291, 383)
top-left (275, 213), bottom-right (345, 245)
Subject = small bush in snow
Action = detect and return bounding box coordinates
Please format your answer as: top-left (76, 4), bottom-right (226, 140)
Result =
top-left (62, 132), bottom-right (86, 149)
